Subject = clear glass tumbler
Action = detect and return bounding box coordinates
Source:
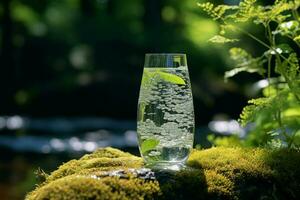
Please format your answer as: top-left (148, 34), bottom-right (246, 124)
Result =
top-left (137, 53), bottom-right (194, 169)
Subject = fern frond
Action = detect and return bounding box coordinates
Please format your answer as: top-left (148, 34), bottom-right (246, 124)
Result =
top-left (239, 97), bottom-right (269, 127)
top-left (197, 2), bottom-right (216, 19)
top-left (235, 0), bottom-right (257, 22)
top-left (267, 1), bottom-right (294, 23)
top-left (275, 53), bottom-right (300, 80)
top-left (274, 0), bottom-right (285, 4)
top-left (240, 88), bottom-right (295, 127)
top-left (198, 2), bottom-right (237, 20)
top-left (199, 0), bottom-right (300, 148)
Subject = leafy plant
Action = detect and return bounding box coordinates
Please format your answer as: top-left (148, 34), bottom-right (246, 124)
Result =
top-left (198, 0), bottom-right (300, 149)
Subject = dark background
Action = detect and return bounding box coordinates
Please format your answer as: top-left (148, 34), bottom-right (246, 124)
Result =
top-left (0, 0), bottom-right (262, 199)
top-left (0, 0), bottom-right (251, 121)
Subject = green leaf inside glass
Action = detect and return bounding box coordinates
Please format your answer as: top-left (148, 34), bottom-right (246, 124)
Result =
top-left (142, 69), bottom-right (186, 85)
top-left (141, 138), bottom-right (159, 154)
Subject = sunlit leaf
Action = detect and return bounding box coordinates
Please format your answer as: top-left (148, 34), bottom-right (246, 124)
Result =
top-left (294, 35), bottom-right (300, 42)
top-left (156, 71), bottom-right (185, 85)
top-left (143, 70), bottom-right (186, 85)
top-left (282, 107), bottom-right (300, 118)
top-left (141, 139), bottom-right (159, 154)
top-left (262, 86), bottom-right (277, 97)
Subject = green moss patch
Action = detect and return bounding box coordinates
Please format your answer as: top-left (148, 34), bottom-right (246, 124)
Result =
top-left (26, 147), bottom-right (300, 200)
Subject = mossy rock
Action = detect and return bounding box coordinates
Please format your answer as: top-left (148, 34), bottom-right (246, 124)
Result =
top-left (26, 147), bottom-right (300, 200)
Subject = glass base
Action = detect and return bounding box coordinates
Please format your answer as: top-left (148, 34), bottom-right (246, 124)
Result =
top-left (145, 162), bottom-right (186, 171)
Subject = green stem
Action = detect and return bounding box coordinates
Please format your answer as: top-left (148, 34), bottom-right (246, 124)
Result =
top-left (233, 26), bottom-right (295, 66)
top-left (291, 8), bottom-right (300, 47)
top-left (273, 51), bottom-right (300, 102)
top-left (294, 41), bottom-right (300, 48)
top-left (266, 23), bottom-right (273, 87)
top-left (235, 26), bottom-right (271, 49)
top-left (267, 56), bottom-right (271, 85)
top-left (276, 110), bottom-right (290, 148)
top-left (267, 23), bottom-right (275, 46)
top-left (234, 25), bottom-right (300, 102)
top-left (292, 9), bottom-right (299, 22)
top-left (287, 35), bottom-right (300, 48)
top-left (266, 23), bottom-right (273, 46)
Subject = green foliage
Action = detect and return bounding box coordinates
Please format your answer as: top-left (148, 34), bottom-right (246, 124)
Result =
top-left (199, 0), bottom-right (300, 149)
top-left (142, 69), bottom-right (186, 86)
top-left (208, 35), bottom-right (239, 43)
top-left (26, 147), bottom-right (300, 200)
top-left (225, 47), bottom-right (266, 80)
top-left (141, 138), bottom-right (160, 154)
top-left (156, 71), bottom-right (186, 85)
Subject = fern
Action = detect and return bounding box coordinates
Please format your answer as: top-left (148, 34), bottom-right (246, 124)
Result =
top-left (197, 2), bottom-right (238, 20)
top-left (199, 0), bottom-right (300, 149)
top-left (276, 53), bottom-right (299, 80)
top-left (239, 97), bottom-right (269, 127)
top-left (235, 0), bottom-right (257, 22)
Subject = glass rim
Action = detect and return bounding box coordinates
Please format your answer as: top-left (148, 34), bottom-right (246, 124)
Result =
top-left (145, 53), bottom-right (186, 56)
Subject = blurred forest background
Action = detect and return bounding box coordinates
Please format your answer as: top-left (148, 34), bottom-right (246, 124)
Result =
top-left (0, 0), bottom-right (264, 199)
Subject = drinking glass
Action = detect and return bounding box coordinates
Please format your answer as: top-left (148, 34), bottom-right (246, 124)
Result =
top-left (137, 53), bottom-right (194, 169)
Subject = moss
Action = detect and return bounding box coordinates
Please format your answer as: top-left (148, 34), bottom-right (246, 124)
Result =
top-left (43, 147), bottom-right (143, 184)
top-left (26, 147), bottom-right (300, 200)
top-left (188, 147), bottom-right (300, 199)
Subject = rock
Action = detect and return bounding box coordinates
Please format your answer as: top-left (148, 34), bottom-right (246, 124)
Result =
top-left (26, 147), bottom-right (300, 200)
